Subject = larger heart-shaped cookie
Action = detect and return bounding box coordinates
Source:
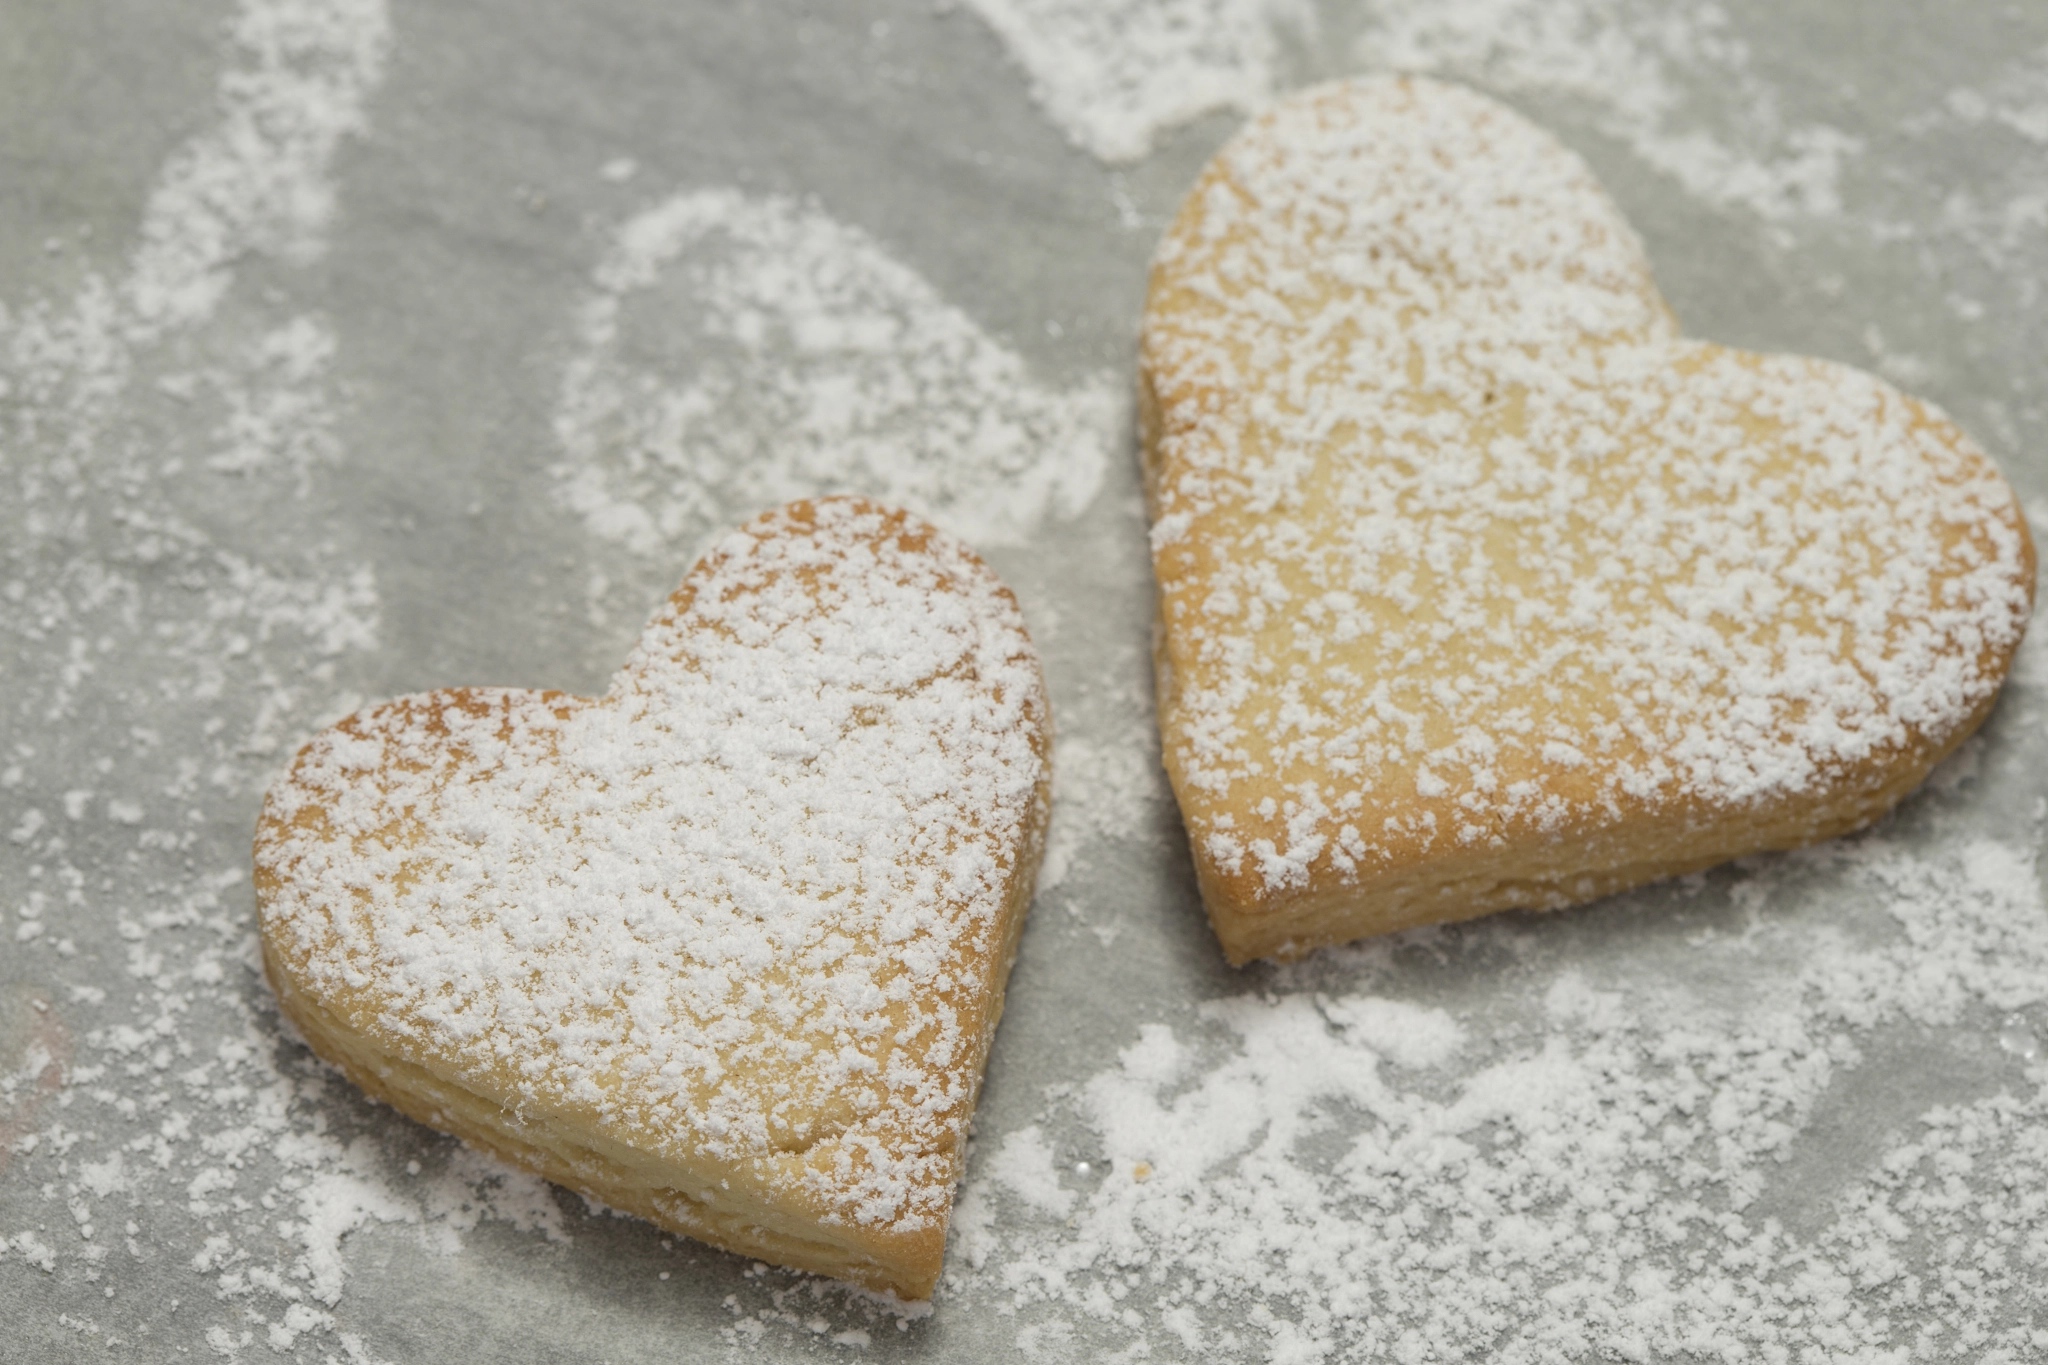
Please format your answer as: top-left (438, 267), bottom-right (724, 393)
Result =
top-left (254, 499), bottom-right (1049, 1298)
top-left (1141, 77), bottom-right (2034, 964)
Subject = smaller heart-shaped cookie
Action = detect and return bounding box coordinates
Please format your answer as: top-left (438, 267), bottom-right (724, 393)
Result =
top-left (255, 499), bottom-right (1049, 1298)
top-left (1141, 77), bottom-right (2034, 964)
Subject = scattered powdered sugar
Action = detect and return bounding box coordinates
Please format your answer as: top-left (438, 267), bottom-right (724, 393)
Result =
top-left (0, 1), bottom-right (585, 1354)
top-left (1941, 54), bottom-right (2048, 146)
top-left (951, 815), bottom-right (2048, 1362)
top-left (1, 0), bottom-right (388, 753)
top-left (1034, 635), bottom-right (1171, 899)
top-left (1143, 77), bottom-right (2031, 903)
top-left (258, 500), bottom-right (1049, 1237)
top-left (964, 0), bottom-right (1858, 226)
top-left (955, 0), bottom-right (1315, 163)
top-left (554, 189), bottom-right (1117, 562)
top-left (1037, 729), bottom-right (1163, 896)
top-left (1908, 51), bottom-right (2048, 281)
top-left (125, 0), bottom-right (389, 336)
top-left (1348, 0), bottom-right (1860, 226)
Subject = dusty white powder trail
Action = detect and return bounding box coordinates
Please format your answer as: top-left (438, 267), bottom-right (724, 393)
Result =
top-left (554, 189), bottom-right (1118, 567)
top-left (0, 3), bottom-right (576, 1357)
top-left (953, 811), bottom-right (2048, 1362)
top-left (961, 0), bottom-right (1857, 226)
top-left (956, 0), bottom-right (1315, 163)
top-left (1345, 0), bottom-right (1860, 225)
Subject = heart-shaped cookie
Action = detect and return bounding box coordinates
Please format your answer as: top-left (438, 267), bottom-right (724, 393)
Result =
top-left (1141, 77), bottom-right (2035, 964)
top-left (254, 498), bottom-right (1049, 1298)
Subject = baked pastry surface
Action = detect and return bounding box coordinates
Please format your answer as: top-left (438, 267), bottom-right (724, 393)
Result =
top-left (255, 498), bottom-right (1049, 1298)
top-left (1140, 77), bottom-right (2035, 964)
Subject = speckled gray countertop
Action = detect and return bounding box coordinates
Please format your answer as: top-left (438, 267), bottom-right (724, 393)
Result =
top-left (4, 2), bottom-right (2046, 1361)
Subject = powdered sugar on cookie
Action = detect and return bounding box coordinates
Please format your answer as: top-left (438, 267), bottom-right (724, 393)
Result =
top-left (1143, 78), bottom-right (2033, 911)
top-left (256, 500), bottom-right (1049, 1241)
